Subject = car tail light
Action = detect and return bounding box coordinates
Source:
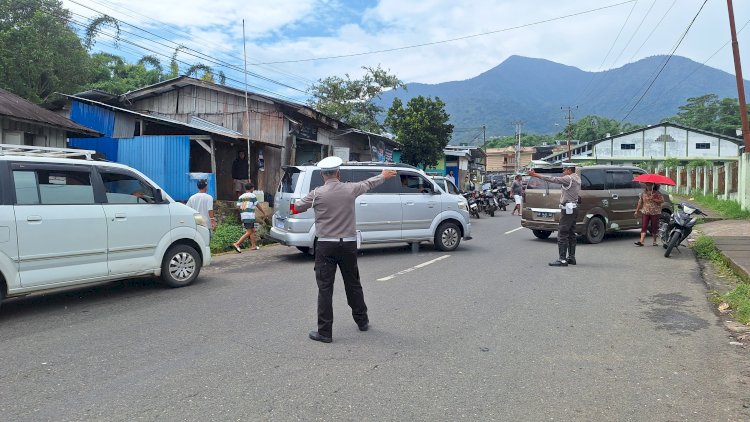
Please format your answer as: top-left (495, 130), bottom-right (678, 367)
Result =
top-left (290, 203), bottom-right (299, 214)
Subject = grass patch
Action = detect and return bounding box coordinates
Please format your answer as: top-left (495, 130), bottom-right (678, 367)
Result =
top-left (687, 191), bottom-right (750, 220)
top-left (693, 235), bottom-right (750, 324)
top-left (209, 215), bottom-right (274, 254)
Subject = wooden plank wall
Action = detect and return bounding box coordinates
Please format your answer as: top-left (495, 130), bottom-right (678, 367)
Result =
top-left (0, 117), bottom-right (67, 147)
top-left (131, 86), bottom-right (285, 147)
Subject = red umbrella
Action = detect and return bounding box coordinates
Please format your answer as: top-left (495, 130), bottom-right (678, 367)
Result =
top-left (633, 173), bottom-right (676, 186)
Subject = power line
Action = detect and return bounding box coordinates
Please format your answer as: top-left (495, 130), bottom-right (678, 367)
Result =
top-left (619, 0), bottom-right (709, 123)
top-left (84, 0), bottom-right (318, 88)
top-left (250, 1), bottom-right (637, 65)
top-left (574, 0), bottom-right (639, 105)
top-left (625, 0), bottom-right (679, 64)
top-left (66, 0), bottom-right (310, 95)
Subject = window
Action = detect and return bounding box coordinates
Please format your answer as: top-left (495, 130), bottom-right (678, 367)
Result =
top-left (695, 143), bottom-right (711, 150)
top-left (620, 144), bottom-right (636, 150)
top-left (607, 171), bottom-right (639, 189)
top-left (280, 167), bottom-right (300, 193)
top-left (13, 171), bottom-right (39, 205)
top-left (349, 169), bottom-right (399, 194)
top-left (100, 171), bottom-right (157, 204)
top-left (13, 169), bottom-right (95, 205)
top-left (444, 179), bottom-right (460, 195)
top-left (398, 173), bottom-right (433, 194)
top-left (581, 169), bottom-right (606, 190)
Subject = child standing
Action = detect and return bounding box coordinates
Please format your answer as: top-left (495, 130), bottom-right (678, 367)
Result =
top-left (232, 182), bottom-right (266, 253)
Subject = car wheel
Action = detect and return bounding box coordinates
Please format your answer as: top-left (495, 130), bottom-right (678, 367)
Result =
top-left (435, 221), bottom-right (461, 251)
top-left (532, 230), bottom-right (552, 239)
top-left (160, 244), bottom-right (202, 287)
top-left (584, 217), bottom-right (605, 244)
top-left (296, 246), bottom-right (311, 254)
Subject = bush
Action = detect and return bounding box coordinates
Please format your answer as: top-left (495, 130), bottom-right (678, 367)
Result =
top-left (209, 220), bottom-right (274, 254)
top-left (724, 283), bottom-right (750, 324)
top-left (689, 191), bottom-right (750, 220)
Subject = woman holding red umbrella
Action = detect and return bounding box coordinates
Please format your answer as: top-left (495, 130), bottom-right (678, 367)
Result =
top-left (634, 182), bottom-right (664, 246)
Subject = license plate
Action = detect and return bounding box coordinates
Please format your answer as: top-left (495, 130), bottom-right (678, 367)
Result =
top-left (536, 212), bottom-right (553, 218)
top-left (275, 219), bottom-right (285, 229)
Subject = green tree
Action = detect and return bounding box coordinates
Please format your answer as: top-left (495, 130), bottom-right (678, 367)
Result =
top-left (385, 96), bottom-right (453, 169)
top-left (562, 115), bottom-right (640, 142)
top-left (308, 65), bottom-right (405, 133)
top-left (0, 0), bottom-right (92, 103)
top-left (662, 94), bottom-right (744, 137)
top-left (86, 52), bottom-right (163, 94)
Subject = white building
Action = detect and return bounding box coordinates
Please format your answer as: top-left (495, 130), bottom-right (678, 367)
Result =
top-left (543, 122), bottom-right (743, 164)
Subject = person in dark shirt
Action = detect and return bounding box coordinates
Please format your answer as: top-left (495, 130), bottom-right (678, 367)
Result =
top-left (232, 150), bottom-right (250, 197)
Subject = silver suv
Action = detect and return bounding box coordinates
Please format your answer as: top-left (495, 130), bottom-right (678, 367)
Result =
top-left (270, 162), bottom-right (472, 254)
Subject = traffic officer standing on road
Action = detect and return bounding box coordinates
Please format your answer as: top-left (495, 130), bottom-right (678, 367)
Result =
top-left (295, 157), bottom-right (397, 343)
top-left (528, 162), bottom-right (581, 267)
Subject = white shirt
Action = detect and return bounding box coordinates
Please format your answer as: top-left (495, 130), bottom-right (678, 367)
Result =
top-left (186, 192), bottom-right (213, 227)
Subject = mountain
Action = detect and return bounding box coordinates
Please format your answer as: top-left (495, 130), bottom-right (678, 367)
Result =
top-left (376, 55), bottom-right (749, 143)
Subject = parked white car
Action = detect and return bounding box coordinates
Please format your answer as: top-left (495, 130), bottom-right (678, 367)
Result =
top-left (0, 145), bottom-right (211, 310)
top-left (270, 162), bottom-right (472, 255)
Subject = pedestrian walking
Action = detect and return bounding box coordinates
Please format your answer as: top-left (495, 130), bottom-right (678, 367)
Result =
top-left (510, 174), bottom-right (524, 215)
top-left (186, 179), bottom-right (215, 239)
top-left (634, 183), bottom-right (664, 247)
top-left (294, 157), bottom-right (397, 343)
top-left (232, 182), bottom-right (266, 253)
top-left (232, 150), bottom-right (250, 198)
top-left (527, 163), bottom-right (581, 266)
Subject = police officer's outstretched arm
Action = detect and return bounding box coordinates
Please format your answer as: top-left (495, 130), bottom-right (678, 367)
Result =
top-left (295, 190), bottom-right (315, 213)
top-left (350, 169), bottom-right (397, 196)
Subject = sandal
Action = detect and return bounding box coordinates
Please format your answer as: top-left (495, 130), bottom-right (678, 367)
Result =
top-left (634, 241), bottom-right (644, 246)
top-left (652, 242), bottom-right (658, 246)
top-left (232, 244), bottom-right (242, 253)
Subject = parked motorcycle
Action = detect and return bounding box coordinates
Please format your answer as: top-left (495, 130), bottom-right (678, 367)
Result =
top-left (480, 189), bottom-right (498, 217)
top-left (660, 202), bottom-right (707, 258)
top-left (463, 191), bottom-right (481, 218)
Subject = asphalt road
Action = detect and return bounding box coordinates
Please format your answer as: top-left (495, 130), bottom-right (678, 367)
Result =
top-left (1, 212), bottom-right (749, 421)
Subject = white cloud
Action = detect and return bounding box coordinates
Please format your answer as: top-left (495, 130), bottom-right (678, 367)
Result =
top-left (63, 0), bottom-right (750, 99)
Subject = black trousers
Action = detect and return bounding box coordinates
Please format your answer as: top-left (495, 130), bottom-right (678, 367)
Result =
top-left (314, 240), bottom-right (368, 337)
top-left (558, 207), bottom-right (579, 259)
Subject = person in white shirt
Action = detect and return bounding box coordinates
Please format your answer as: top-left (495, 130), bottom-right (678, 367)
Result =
top-left (186, 179), bottom-right (215, 239)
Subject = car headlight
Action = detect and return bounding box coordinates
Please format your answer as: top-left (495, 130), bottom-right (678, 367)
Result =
top-left (458, 201), bottom-right (468, 211)
top-left (194, 213), bottom-right (206, 227)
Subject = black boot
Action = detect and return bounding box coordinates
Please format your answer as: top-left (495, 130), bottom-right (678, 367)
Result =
top-left (549, 244), bottom-right (568, 267)
top-left (567, 243), bottom-right (576, 265)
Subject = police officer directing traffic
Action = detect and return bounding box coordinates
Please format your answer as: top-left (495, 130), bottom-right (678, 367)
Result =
top-left (527, 162), bottom-right (581, 267)
top-left (295, 157), bottom-right (397, 343)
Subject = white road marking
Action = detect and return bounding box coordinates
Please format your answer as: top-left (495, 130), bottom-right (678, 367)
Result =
top-left (377, 255), bottom-right (451, 281)
top-left (505, 227), bottom-right (524, 234)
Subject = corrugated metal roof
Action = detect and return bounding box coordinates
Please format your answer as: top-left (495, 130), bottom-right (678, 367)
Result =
top-left (0, 89), bottom-right (100, 137)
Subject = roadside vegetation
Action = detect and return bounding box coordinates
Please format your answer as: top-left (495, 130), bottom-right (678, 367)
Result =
top-left (693, 236), bottom-right (750, 323)
top-left (209, 215), bottom-right (272, 254)
top-left (688, 191), bottom-right (750, 219)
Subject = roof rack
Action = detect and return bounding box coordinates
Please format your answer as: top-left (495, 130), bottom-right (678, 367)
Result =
top-left (0, 144), bottom-right (96, 160)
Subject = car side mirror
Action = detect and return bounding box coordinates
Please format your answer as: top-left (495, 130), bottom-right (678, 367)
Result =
top-left (154, 189), bottom-right (165, 203)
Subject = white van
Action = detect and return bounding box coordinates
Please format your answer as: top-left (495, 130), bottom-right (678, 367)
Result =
top-left (0, 145), bottom-right (211, 310)
top-left (270, 162), bottom-right (472, 255)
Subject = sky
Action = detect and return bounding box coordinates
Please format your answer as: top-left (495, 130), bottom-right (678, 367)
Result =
top-left (62, 0), bottom-right (750, 103)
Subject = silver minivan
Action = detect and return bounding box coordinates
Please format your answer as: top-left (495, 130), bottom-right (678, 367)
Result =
top-left (270, 162), bottom-right (472, 254)
top-left (0, 145), bottom-right (211, 310)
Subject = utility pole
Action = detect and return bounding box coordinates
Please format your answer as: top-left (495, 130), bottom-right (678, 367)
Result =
top-left (561, 106), bottom-right (578, 162)
top-left (511, 120), bottom-right (523, 173)
top-left (482, 125), bottom-right (487, 179)
top-left (727, 0), bottom-right (750, 149)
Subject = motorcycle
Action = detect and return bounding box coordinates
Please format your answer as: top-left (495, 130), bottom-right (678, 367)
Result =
top-left (462, 191), bottom-right (481, 219)
top-left (660, 202), bottom-right (707, 258)
top-left (480, 188), bottom-right (498, 217)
